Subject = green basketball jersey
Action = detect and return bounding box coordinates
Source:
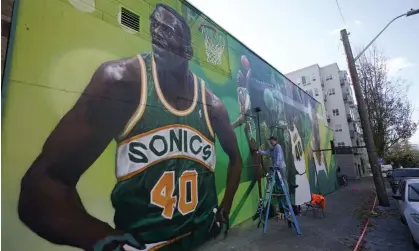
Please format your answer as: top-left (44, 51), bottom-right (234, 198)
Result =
top-left (111, 53), bottom-right (218, 244)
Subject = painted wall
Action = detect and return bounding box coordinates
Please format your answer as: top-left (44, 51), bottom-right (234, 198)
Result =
top-left (1, 0), bottom-right (336, 250)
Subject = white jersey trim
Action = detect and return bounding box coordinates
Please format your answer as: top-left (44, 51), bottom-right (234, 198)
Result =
top-left (118, 55), bottom-right (148, 139)
top-left (117, 124), bottom-right (216, 180)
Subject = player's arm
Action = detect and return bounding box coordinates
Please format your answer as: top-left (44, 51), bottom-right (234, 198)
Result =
top-left (231, 91), bottom-right (247, 128)
top-left (231, 117), bottom-right (245, 128)
top-left (207, 90), bottom-right (242, 216)
top-left (18, 60), bottom-right (139, 250)
top-left (231, 69), bottom-right (251, 128)
top-left (257, 149), bottom-right (271, 156)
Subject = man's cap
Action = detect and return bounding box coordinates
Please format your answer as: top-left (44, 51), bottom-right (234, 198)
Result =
top-left (268, 136), bottom-right (277, 141)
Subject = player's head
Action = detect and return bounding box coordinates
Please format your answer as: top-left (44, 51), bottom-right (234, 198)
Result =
top-left (150, 4), bottom-right (193, 61)
top-left (268, 136), bottom-right (278, 146)
top-left (310, 106), bottom-right (321, 159)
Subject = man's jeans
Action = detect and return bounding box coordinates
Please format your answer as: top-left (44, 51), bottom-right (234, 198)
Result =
top-left (269, 167), bottom-right (287, 188)
top-left (269, 166), bottom-right (285, 177)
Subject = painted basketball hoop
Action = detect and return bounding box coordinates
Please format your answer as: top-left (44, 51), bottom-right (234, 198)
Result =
top-left (198, 24), bottom-right (225, 65)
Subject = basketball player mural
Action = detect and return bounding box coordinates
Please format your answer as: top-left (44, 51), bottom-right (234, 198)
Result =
top-left (231, 55), bottom-right (289, 179)
top-left (231, 56), bottom-right (262, 180)
top-left (232, 56), bottom-right (305, 210)
top-left (264, 73), bottom-right (306, 199)
top-left (18, 4), bottom-right (242, 251)
top-left (287, 116), bottom-right (311, 205)
top-left (309, 101), bottom-right (328, 189)
top-left (231, 56), bottom-right (257, 147)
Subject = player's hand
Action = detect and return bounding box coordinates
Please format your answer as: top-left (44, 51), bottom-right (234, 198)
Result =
top-left (236, 70), bottom-right (245, 88)
top-left (292, 116), bottom-right (299, 126)
top-left (237, 88), bottom-right (247, 108)
top-left (92, 233), bottom-right (146, 251)
top-left (236, 68), bottom-right (251, 88)
top-left (208, 207), bottom-right (230, 238)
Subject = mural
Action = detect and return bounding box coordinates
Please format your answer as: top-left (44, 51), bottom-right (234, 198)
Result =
top-left (1, 0), bottom-right (336, 250)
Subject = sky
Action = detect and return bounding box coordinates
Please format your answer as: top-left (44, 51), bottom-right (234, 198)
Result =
top-left (188, 0), bottom-right (419, 144)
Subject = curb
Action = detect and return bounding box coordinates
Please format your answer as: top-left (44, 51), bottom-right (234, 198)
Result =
top-left (353, 195), bottom-right (377, 251)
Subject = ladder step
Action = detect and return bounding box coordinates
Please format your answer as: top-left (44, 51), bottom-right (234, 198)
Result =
top-left (258, 169), bottom-right (302, 235)
top-left (272, 193), bottom-right (285, 197)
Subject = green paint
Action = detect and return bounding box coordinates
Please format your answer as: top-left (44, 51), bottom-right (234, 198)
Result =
top-left (2, 0), bottom-right (336, 250)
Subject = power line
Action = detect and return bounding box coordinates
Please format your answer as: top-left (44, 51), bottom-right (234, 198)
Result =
top-left (336, 41), bottom-right (341, 59)
top-left (335, 0), bottom-right (347, 27)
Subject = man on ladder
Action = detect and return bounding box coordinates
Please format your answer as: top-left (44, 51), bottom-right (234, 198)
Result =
top-left (255, 136), bottom-right (301, 234)
top-left (257, 136), bottom-right (286, 184)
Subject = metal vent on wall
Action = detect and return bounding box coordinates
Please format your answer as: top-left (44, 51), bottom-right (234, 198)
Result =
top-left (120, 7), bottom-right (140, 32)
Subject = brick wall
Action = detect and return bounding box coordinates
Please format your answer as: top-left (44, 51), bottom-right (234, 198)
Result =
top-left (2, 0), bottom-right (14, 75)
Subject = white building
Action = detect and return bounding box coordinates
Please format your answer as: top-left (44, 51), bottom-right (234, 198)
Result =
top-left (287, 63), bottom-right (370, 179)
top-left (286, 65), bottom-right (328, 120)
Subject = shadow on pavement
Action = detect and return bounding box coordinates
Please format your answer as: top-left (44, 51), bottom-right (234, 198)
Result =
top-left (199, 177), bottom-right (375, 251)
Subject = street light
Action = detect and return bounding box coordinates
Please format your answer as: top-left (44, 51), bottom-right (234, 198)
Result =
top-left (340, 8), bottom-right (418, 207)
top-left (354, 8), bottom-right (419, 62)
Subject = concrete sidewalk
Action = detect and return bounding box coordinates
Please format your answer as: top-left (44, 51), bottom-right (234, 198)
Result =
top-left (363, 185), bottom-right (417, 251)
top-left (199, 178), bottom-right (374, 251)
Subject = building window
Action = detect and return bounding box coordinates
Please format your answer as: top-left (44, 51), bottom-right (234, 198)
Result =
top-left (312, 75), bottom-right (316, 81)
top-left (307, 89), bottom-right (314, 97)
top-left (333, 109), bottom-right (340, 116)
top-left (314, 88), bottom-right (319, 96)
top-left (301, 76), bottom-right (306, 85)
top-left (337, 142), bottom-right (345, 146)
top-left (335, 124), bottom-right (342, 132)
top-left (326, 74), bottom-right (333, 81)
top-left (329, 88), bottom-right (335, 95)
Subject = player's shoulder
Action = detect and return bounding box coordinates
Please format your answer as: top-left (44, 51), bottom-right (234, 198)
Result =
top-left (203, 86), bottom-right (223, 109)
top-left (95, 55), bottom-right (142, 82)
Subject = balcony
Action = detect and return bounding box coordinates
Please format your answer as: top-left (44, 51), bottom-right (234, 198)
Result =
top-left (343, 95), bottom-right (348, 101)
top-left (350, 130), bottom-right (355, 139)
top-left (340, 78), bottom-right (345, 86)
top-left (347, 114), bottom-right (353, 122)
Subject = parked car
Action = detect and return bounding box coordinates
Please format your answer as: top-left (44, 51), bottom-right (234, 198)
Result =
top-left (387, 170), bottom-right (394, 181)
top-left (393, 178), bottom-right (419, 248)
top-left (390, 168), bottom-right (419, 193)
top-left (381, 164), bottom-right (393, 177)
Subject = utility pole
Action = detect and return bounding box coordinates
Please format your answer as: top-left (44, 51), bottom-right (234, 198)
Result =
top-left (340, 29), bottom-right (389, 206)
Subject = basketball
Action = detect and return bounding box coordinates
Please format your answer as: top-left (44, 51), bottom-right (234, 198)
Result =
top-left (241, 55), bottom-right (250, 70)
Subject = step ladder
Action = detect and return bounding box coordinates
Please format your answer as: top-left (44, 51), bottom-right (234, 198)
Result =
top-left (256, 167), bottom-right (302, 235)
